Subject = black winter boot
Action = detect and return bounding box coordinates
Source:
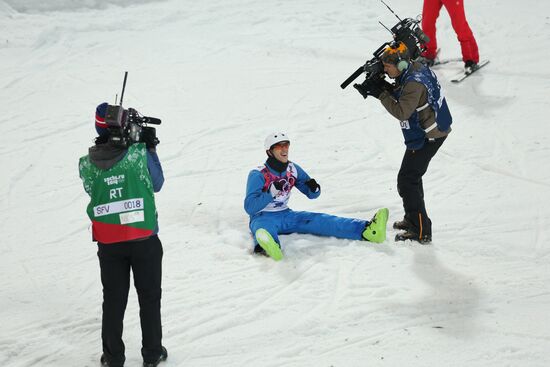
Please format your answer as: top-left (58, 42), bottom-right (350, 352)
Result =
top-left (393, 217), bottom-right (413, 231)
top-left (395, 230), bottom-right (432, 244)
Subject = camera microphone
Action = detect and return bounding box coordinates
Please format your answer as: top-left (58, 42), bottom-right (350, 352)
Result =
top-left (141, 116), bottom-right (162, 125)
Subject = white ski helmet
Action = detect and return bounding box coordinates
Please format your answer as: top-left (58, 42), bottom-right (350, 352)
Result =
top-left (264, 132), bottom-right (290, 150)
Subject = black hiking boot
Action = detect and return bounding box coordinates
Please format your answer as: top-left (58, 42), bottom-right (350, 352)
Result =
top-left (392, 218), bottom-right (412, 231)
top-left (395, 231), bottom-right (432, 244)
top-left (143, 346), bottom-right (167, 367)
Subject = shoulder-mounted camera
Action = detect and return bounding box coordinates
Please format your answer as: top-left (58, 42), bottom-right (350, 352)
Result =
top-left (104, 72), bottom-right (162, 148)
top-left (340, 1), bottom-right (430, 90)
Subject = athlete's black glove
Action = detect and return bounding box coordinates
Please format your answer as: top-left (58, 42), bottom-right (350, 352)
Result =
top-left (353, 78), bottom-right (391, 99)
top-left (272, 180), bottom-right (284, 190)
top-left (305, 178), bottom-right (320, 193)
top-left (269, 180), bottom-right (284, 198)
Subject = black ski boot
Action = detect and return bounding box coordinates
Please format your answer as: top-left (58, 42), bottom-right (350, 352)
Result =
top-left (143, 347), bottom-right (168, 367)
top-left (395, 231), bottom-right (432, 244)
top-left (464, 60), bottom-right (479, 73)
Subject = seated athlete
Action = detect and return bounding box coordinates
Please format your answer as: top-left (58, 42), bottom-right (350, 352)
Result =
top-left (244, 132), bottom-right (389, 261)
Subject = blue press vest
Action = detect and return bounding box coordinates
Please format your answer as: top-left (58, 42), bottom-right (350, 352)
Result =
top-left (395, 65), bottom-right (452, 150)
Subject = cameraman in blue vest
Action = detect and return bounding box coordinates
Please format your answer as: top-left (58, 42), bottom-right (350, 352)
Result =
top-left (354, 42), bottom-right (452, 243)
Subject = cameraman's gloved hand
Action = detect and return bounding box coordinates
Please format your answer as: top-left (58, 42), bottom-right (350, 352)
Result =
top-left (142, 127), bottom-right (159, 150)
top-left (144, 137), bottom-right (159, 150)
top-left (353, 78), bottom-right (391, 100)
top-left (305, 178), bottom-right (320, 193)
top-left (269, 180), bottom-right (284, 198)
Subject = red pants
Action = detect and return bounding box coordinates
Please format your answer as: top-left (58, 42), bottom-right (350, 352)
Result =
top-left (421, 0), bottom-right (479, 63)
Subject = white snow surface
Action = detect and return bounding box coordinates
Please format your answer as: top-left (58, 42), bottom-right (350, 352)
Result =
top-left (1, 0), bottom-right (549, 366)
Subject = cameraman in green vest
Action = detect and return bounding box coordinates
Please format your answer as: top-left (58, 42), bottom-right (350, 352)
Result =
top-left (79, 103), bottom-right (167, 367)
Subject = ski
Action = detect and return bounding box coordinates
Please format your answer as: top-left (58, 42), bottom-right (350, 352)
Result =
top-left (432, 57), bottom-right (462, 66)
top-left (451, 60), bottom-right (490, 83)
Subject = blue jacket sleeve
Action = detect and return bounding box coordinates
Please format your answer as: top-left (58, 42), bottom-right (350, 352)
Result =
top-left (293, 163), bottom-right (320, 199)
top-left (147, 150), bottom-right (164, 192)
top-left (244, 170), bottom-right (273, 216)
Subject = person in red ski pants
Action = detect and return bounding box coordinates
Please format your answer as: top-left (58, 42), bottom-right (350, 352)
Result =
top-left (421, 0), bottom-right (479, 70)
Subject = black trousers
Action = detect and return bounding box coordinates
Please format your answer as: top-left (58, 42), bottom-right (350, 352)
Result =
top-left (397, 137), bottom-right (446, 237)
top-left (97, 235), bottom-right (163, 366)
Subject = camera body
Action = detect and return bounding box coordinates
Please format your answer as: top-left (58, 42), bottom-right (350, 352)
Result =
top-left (104, 105), bottom-right (161, 148)
top-left (390, 18), bottom-right (429, 60)
top-left (340, 17), bottom-right (430, 89)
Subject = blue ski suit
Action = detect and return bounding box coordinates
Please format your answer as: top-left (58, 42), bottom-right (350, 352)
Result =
top-left (244, 160), bottom-right (368, 248)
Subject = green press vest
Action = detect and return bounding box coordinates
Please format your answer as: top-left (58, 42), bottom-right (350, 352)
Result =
top-left (79, 143), bottom-right (157, 244)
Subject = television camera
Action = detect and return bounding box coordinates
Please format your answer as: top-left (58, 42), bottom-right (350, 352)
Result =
top-left (104, 72), bottom-right (162, 148)
top-left (340, 1), bottom-right (430, 90)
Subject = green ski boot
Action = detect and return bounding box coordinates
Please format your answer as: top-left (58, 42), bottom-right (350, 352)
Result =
top-left (362, 208), bottom-right (389, 243)
top-left (255, 228), bottom-right (283, 261)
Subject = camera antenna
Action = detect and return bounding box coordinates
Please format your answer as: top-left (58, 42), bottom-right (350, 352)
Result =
top-left (380, 0), bottom-right (402, 21)
top-left (119, 71), bottom-right (128, 106)
top-left (379, 21), bottom-right (393, 35)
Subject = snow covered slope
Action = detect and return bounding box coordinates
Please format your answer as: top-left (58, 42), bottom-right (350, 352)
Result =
top-left (1, 0), bottom-right (549, 366)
